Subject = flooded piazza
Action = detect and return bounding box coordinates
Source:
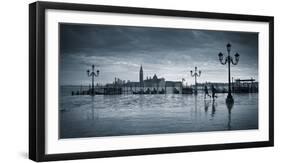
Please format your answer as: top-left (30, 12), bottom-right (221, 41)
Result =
top-left (59, 93), bottom-right (258, 138)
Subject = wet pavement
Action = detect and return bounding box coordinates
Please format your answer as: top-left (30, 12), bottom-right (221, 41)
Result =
top-left (59, 93), bottom-right (258, 139)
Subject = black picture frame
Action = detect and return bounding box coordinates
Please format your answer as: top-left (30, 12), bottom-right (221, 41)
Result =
top-left (29, 1), bottom-right (274, 162)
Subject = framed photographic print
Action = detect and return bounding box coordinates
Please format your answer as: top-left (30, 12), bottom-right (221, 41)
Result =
top-left (29, 1), bottom-right (274, 162)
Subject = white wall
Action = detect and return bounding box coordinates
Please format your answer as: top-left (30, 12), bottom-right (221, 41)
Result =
top-left (0, 0), bottom-right (279, 162)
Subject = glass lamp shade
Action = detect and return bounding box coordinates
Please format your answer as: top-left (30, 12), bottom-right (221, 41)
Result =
top-left (234, 53), bottom-right (240, 62)
top-left (218, 52), bottom-right (223, 61)
top-left (226, 43), bottom-right (231, 53)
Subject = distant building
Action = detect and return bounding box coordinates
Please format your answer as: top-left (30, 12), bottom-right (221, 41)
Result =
top-left (137, 65), bottom-right (181, 91)
top-left (144, 74), bottom-right (165, 88)
top-left (233, 78), bottom-right (258, 93)
top-left (107, 65), bottom-right (184, 93)
top-left (139, 65), bottom-right (144, 88)
top-left (165, 81), bottom-right (182, 87)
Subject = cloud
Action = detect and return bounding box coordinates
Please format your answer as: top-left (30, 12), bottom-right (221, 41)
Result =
top-left (59, 23), bottom-right (258, 85)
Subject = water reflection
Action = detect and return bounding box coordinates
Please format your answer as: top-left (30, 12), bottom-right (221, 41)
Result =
top-left (204, 100), bottom-right (210, 113)
top-left (139, 94), bottom-right (144, 109)
top-left (226, 101), bottom-right (234, 130)
top-left (211, 100), bottom-right (217, 118)
top-left (88, 96), bottom-right (95, 120)
top-left (194, 95), bottom-right (198, 114)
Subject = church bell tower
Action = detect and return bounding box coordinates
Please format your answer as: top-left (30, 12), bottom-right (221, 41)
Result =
top-left (139, 65), bottom-right (144, 88)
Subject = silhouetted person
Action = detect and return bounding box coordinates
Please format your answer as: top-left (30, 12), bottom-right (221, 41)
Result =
top-left (204, 85), bottom-right (211, 99)
top-left (211, 85), bottom-right (217, 101)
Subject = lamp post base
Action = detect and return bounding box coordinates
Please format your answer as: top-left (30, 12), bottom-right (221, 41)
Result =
top-left (226, 94), bottom-right (234, 104)
top-left (91, 88), bottom-right (95, 96)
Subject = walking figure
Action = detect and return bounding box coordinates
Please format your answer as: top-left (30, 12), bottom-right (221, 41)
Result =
top-left (211, 85), bottom-right (218, 101)
top-left (204, 85), bottom-right (211, 99)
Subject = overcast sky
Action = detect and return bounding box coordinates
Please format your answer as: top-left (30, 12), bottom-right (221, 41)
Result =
top-left (59, 23), bottom-right (258, 86)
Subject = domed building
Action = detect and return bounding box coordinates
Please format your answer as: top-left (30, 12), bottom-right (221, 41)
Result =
top-left (124, 65), bottom-right (183, 94)
top-left (143, 74), bottom-right (165, 89)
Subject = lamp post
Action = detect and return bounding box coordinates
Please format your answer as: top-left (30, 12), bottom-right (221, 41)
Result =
top-left (181, 78), bottom-right (185, 94)
top-left (218, 43), bottom-right (240, 103)
top-left (190, 66), bottom-right (201, 95)
top-left (87, 65), bottom-right (99, 95)
top-left (182, 78), bottom-right (185, 87)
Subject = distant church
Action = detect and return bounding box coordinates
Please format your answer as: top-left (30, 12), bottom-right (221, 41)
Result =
top-left (139, 65), bottom-right (144, 88)
top-left (107, 65), bottom-right (183, 94)
top-left (139, 65), bottom-right (166, 89)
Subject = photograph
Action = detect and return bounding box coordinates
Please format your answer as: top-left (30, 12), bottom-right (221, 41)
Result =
top-left (59, 23), bottom-right (259, 139)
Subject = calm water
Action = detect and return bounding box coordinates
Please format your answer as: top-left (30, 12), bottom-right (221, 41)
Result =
top-left (59, 91), bottom-right (258, 139)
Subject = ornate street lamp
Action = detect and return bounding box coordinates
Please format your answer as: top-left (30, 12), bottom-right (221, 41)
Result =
top-left (87, 64), bottom-right (99, 95)
top-left (218, 43), bottom-right (240, 103)
top-left (190, 66), bottom-right (201, 95)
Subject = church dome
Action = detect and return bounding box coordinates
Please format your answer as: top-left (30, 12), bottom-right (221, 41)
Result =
top-left (153, 74), bottom-right (158, 80)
